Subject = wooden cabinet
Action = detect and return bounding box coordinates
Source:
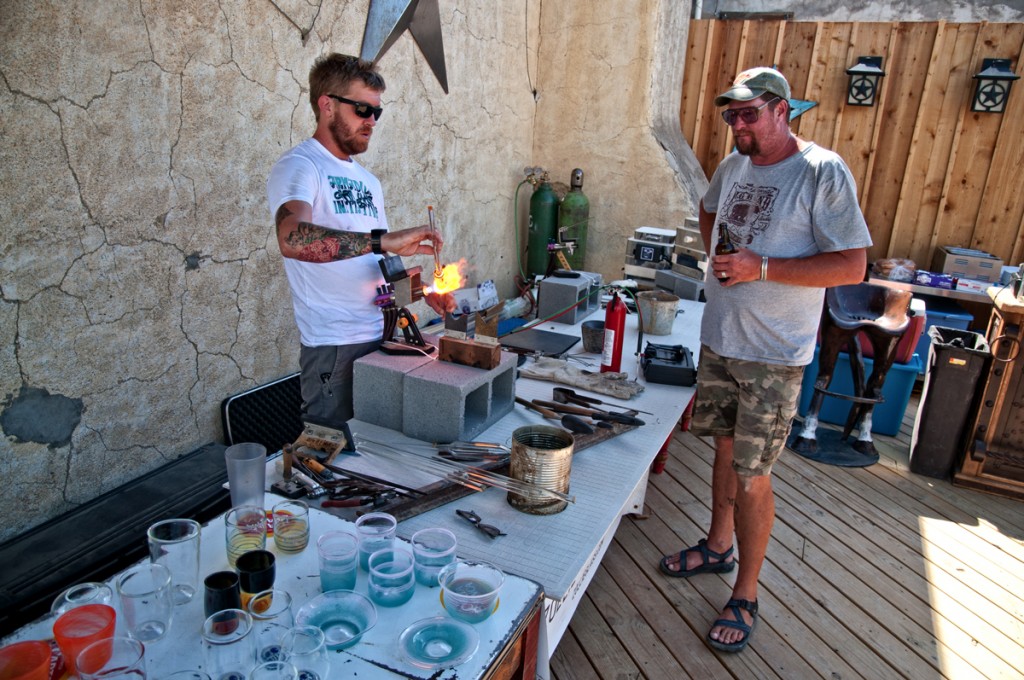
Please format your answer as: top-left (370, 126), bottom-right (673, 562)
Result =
top-left (956, 288), bottom-right (1024, 499)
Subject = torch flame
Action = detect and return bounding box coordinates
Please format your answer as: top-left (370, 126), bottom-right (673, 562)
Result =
top-left (430, 259), bottom-right (466, 294)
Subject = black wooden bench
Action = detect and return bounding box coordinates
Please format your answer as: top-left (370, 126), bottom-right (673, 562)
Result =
top-left (0, 373), bottom-right (305, 638)
top-left (0, 443), bottom-right (230, 637)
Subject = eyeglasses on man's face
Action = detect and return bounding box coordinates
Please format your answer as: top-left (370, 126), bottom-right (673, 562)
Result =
top-left (326, 94), bottom-right (383, 121)
top-left (721, 97), bottom-right (780, 126)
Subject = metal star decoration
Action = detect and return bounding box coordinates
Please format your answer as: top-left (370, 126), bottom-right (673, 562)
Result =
top-left (361, 0), bottom-right (449, 94)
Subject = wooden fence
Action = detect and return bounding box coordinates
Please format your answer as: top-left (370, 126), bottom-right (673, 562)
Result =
top-left (682, 20), bottom-right (1024, 270)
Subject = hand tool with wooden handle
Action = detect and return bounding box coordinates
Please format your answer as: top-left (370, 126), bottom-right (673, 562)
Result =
top-left (515, 396), bottom-right (595, 434)
top-left (533, 399), bottom-right (646, 426)
top-left (552, 387), bottom-right (654, 415)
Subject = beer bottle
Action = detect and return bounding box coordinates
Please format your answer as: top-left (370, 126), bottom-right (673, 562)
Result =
top-left (715, 224), bottom-right (737, 283)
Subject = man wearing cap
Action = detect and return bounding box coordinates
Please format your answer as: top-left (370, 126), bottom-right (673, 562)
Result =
top-left (658, 67), bottom-right (872, 652)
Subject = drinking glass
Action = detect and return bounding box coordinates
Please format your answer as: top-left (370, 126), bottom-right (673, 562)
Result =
top-left (76, 636), bottom-right (146, 679)
top-left (354, 513), bottom-right (396, 571)
top-left (225, 505), bottom-right (266, 569)
top-left (116, 562), bottom-right (173, 642)
top-left (316, 531), bottom-right (358, 592)
top-left (235, 550), bottom-right (275, 611)
top-left (367, 546), bottom-right (415, 608)
top-left (280, 626), bottom-right (330, 680)
top-left (51, 583), bottom-right (114, 617)
top-left (0, 640), bottom-right (52, 680)
top-left (247, 589), bottom-right (294, 665)
top-left (202, 609), bottom-right (255, 680)
top-left (411, 527), bottom-right (457, 587)
top-left (224, 442), bottom-right (267, 508)
top-left (52, 604), bottom-right (117, 678)
top-left (204, 571), bottom-right (242, 619)
top-left (147, 518), bottom-right (201, 605)
top-left (272, 501), bottom-right (309, 553)
top-left (249, 661), bottom-right (297, 680)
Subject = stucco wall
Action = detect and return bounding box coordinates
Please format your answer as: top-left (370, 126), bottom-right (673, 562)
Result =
top-left (0, 0), bottom-right (701, 541)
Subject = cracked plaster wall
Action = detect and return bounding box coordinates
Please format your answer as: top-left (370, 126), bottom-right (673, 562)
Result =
top-left (0, 0), bottom-right (703, 541)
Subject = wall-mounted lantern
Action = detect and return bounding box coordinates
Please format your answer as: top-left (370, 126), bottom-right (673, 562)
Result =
top-left (845, 56), bottom-right (886, 107)
top-left (971, 58), bottom-right (1019, 113)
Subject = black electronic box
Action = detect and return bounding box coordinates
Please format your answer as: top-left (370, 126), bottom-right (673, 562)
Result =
top-left (640, 342), bottom-right (696, 386)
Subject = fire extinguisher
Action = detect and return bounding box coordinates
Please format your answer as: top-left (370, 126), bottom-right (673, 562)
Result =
top-left (601, 290), bottom-right (626, 373)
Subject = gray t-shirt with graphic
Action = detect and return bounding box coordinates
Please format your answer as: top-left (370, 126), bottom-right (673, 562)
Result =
top-left (701, 142), bottom-right (873, 366)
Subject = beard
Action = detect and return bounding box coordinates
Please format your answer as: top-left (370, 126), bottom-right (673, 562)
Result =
top-left (734, 133), bottom-right (760, 156)
top-left (329, 115), bottom-right (372, 157)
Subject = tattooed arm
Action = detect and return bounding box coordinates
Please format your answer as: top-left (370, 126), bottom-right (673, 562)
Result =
top-left (275, 200), bottom-right (444, 263)
top-left (275, 200), bottom-right (371, 263)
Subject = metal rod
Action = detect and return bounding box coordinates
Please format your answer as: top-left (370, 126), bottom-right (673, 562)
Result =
top-left (355, 437), bottom-right (575, 504)
top-left (428, 205), bottom-right (443, 279)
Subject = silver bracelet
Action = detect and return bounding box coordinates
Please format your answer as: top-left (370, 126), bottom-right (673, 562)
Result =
top-left (760, 256), bottom-right (768, 281)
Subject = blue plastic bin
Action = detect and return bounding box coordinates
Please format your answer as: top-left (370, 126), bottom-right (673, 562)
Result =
top-left (798, 347), bottom-right (923, 436)
top-left (914, 297), bottom-right (973, 374)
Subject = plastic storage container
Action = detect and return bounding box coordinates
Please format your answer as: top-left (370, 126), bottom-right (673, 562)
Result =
top-left (798, 347), bottom-right (923, 436)
top-left (909, 326), bottom-right (991, 479)
top-left (913, 297), bottom-right (973, 374)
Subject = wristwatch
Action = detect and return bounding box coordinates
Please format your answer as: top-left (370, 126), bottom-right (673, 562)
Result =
top-left (370, 228), bottom-right (387, 255)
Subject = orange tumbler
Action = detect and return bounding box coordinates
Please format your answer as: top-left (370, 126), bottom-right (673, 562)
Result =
top-left (52, 604), bottom-right (116, 677)
top-left (0, 640), bottom-right (52, 680)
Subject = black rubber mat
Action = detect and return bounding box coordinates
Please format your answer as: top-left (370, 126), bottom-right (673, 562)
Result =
top-left (221, 372), bottom-right (304, 453)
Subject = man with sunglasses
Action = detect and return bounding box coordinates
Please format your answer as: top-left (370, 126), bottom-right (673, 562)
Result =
top-left (267, 53), bottom-right (455, 429)
top-left (658, 67), bottom-right (872, 653)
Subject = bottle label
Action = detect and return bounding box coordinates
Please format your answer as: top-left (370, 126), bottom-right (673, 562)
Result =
top-left (601, 330), bottom-right (617, 366)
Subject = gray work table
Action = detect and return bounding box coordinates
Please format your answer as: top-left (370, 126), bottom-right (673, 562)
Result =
top-left (355, 297), bottom-right (704, 671)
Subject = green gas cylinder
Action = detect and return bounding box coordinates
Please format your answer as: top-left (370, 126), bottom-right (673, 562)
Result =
top-left (558, 168), bottom-right (589, 270)
top-left (527, 173), bottom-right (559, 277)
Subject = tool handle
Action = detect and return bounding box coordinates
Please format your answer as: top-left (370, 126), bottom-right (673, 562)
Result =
top-left (515, 396), bottom-right (559, 420)
top-left (534, 399), bottom-right (599, 417)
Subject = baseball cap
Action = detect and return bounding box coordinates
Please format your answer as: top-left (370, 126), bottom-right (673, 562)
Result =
top-left (714, 67), bottom-right (791, 106)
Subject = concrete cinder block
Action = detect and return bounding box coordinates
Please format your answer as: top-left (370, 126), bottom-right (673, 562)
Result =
top-left (655, 269), bottom-right (706, 302)
top-left (536, 273), bottom-right (602, 324)
top-left (402, 350), bottom-right (518, 443)
top-left (353, 345), bottom-right (436, 430)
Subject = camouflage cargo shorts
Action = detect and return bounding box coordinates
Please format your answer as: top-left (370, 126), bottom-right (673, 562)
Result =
top-left (690, 344), bottom-right (804, 476)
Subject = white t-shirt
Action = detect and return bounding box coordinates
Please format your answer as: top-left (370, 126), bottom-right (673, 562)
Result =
top-left (701, 143), bottom-right (873, 366)
top-left (267, 138), bottom-right (389, 347)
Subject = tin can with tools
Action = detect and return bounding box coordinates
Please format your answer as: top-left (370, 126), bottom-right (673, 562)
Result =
top-left (507, 425), bottom-right (574, 515)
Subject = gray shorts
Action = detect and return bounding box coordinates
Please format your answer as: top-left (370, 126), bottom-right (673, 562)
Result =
top-left (299, 341), bottom-right (381, 428)
top-left (690, 344), bottom-right (804, 476)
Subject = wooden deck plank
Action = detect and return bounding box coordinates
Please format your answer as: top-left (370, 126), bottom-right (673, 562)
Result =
top-left (565, 594), bottom-right (644, 679)
top-left (654, 443), bottom-right (935, 678)
top-left (550, 394), bottom-right (1024, 680)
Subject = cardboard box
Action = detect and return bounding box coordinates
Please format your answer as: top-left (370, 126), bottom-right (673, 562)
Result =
top-left (955, 277), bottom-right (990, 294)
top-left (932, 246), bottom-right (1004, 283)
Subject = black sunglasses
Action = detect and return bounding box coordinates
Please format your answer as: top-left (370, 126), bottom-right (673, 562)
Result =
top-left (455, 509), bottom-right (506, 539)
top-left (326, 94), bottom-right (383, 121)
top-left (721, 97), bottom-right (780, 126)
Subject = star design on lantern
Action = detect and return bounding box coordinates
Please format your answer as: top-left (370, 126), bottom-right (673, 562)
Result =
top-left (975, 81), bottom-right (1008, 111)
top-left (848, 75), bottom-right (877, 104)
top-left (361, 0), bottom-right (449, 94)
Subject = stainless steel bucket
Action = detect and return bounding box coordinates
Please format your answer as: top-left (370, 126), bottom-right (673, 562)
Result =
top-left (507, 425), bottom-right (574, 515)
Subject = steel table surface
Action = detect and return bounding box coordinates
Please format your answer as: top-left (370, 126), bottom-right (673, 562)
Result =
top-left (355, 298), bottom-right (703, 665)
top-left (0, 505), bottom-right (542, 679)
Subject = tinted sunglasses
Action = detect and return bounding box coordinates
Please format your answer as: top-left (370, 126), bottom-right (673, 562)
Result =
top-left (327, 94), bottom-right (383, 121)
top-left (721, 97), bottom-right (780, 126)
